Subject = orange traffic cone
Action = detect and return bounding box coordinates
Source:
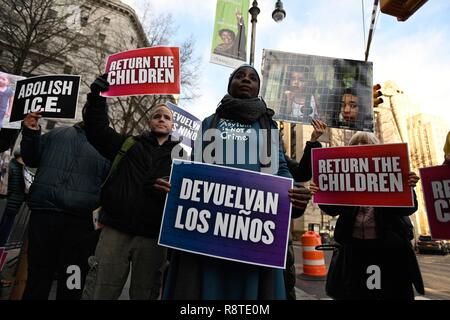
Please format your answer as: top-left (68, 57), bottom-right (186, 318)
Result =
top-left (299, 231), bottom-right (327, 280)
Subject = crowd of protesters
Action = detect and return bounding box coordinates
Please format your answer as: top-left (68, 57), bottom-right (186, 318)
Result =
top-left (0, 64), bottom-right (448, 300)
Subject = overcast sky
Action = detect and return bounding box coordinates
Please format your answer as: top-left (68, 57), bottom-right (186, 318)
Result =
top-left (121, 0), bottom-right (450, 126)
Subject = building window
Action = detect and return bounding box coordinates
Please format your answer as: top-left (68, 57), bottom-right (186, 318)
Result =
top-left (46, 120), bottom-right (56, 130)
top-left (47, 9), bottom-right (57, 19)
top-left (63, 65), bottom-right (73, 74)
top-left (103, 17), bottom-right (110, 25)
top-left (98, 33), bottom-right (106, 43)
top-left (22, 72), bottom-right (37, 77)
top-left (80, 6), bottom-right (90, 27)
top-left (131, 36), bottom-right (135, 45)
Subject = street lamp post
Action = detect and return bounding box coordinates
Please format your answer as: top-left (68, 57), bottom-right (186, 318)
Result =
top-left (248, 0), bottom-right (286, 66)
top-left (248, 1), bottom-right (260, 66)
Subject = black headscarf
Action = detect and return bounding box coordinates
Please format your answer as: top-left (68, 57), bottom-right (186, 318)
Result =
top-left (217, 64), bottom-right (273, 124)
top-left (227, 64), bottom-right (261, 96)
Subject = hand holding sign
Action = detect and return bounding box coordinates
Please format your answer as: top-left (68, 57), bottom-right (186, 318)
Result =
top-left (153, 178), bottom-right (171, 193)
top-left (288, 185), bottom-right (312, 210)
top-left (309, 181), bottom-right (319, 195)
top-left (23, 112), bottom-right (42, 130)
top-left (408, 171), bottom-right (420, 187)
top-left (90, 74), bottom-right (109, 96)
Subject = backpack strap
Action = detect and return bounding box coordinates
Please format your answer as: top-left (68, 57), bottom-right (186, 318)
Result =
top-left (101, 136), bottom-right (136, 187)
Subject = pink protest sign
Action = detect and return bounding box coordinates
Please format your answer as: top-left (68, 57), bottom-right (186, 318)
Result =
top-left (102, 46), bottom-right (180, 97)
top-left (312, 143), bottom-right (414, 207)
top-left (419, 165), bottom-right (450, 240)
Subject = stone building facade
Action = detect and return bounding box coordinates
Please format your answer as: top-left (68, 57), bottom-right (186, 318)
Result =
top-left (0, 0), bottom-right (148, 129)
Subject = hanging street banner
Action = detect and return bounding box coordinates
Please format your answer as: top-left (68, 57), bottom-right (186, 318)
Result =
top-left (10, 75), bottom-right (80, 122)
top-left (261, 49), bottom-right (374, 132)
top-left (419, 165), bottom-right (450, 240)
top-left (210, 0), bottom-right (249, 68)
top-left (312, 143), bottom-right (414, 207)
top-left (102, 46), bottom-right (180, 97)
top-left (159, 160), bottom-right (293, 269)
top-left (167, 102), bottom-right (201, 150)
top-left (0, 71), bottom-right (26, 130)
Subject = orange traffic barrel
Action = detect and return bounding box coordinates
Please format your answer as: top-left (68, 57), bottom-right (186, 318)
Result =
top-left (299, 231), bottom-right (327, 280)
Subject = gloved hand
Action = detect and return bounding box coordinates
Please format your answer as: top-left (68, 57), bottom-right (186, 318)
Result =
top-left (90, 74), bottom-right (109, 96)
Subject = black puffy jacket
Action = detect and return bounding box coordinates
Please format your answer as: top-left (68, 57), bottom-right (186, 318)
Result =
top-left (83, 94), bottom-right (180, 238)
top-left (319, 192), bottom-right (424, 294)
top-left (21, 124), bottom-right (110, 218)
top-left (319, 192), bottom-right (418, 245)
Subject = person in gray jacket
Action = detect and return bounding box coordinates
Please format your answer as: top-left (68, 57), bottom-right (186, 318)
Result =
top-left (20, 112), bottom-right (110, 300)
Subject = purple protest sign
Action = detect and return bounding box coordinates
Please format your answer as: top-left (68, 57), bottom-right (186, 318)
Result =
top-left (159, 160), bottom-right (293, 269)
top-left (167, 102), bottom-right (201, 150)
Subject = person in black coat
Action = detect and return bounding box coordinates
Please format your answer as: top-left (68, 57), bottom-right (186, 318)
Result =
top-left (310, 132), bottom-right (424, 300)
top-left (0, 128), bottom-right (19, 153)
top-left (0, 149), bottom-right (26, 246)
top-left (20, 114), bottom-right (110, 300)
top-left (81, 75), bottom-right (180, 300)
top-left (283, 119), bottom-right (326, 300)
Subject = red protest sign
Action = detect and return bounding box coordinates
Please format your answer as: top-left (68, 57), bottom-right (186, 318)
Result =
top-left (102, 46), bottom-right (180, 97)
top-left (312, 143), bottom-right (414, 207)
top-left (419, 165), bottom-right (450, 240)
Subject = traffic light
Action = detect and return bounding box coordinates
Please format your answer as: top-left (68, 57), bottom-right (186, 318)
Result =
top-left (380, 0), bottom-right (428, 22)
top-left (373, 83), bottom-right (383, 108)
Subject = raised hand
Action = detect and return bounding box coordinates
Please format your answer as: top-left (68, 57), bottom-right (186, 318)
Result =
top-left (23, 112), bottom-right (42, 130)
top-left (310, 119), bottom-right (327, 142)
top-left (90, 74), bottom-right (110, 96)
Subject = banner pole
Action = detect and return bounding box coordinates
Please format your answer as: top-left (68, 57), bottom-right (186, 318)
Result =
top-left (248, 1), bottom-right (260, 66)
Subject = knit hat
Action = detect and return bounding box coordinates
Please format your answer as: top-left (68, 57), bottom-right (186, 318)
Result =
top-left (444, 131), bottom-right (450, 156)
top-left (227, 64), bottom-right (261, 97)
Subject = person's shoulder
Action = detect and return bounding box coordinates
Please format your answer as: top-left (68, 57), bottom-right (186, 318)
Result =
top-left (202, 114), bottom-right (216, 128)
top-left (203, 114), bottom-right (215, 121)
top-left (44, 125), bottom-right (74, 138)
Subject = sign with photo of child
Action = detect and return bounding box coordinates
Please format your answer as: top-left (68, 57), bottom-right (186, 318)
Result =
top-left (260, 49), bottom-right (374, 132)
top-left (0, 71), bottom-right (26, 130)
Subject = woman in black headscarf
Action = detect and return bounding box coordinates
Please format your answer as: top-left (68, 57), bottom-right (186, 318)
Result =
top-left (162, 64), bottom-right (312, 299)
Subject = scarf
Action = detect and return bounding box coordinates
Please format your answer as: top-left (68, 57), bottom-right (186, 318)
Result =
top-left (216, 94), bottom-right (274, 124)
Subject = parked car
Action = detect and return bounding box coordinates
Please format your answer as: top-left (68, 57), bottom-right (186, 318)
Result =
top-left (416, 235), bottom-right (448, 255)
top-left (319, 232), bottom-right (331, 244)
